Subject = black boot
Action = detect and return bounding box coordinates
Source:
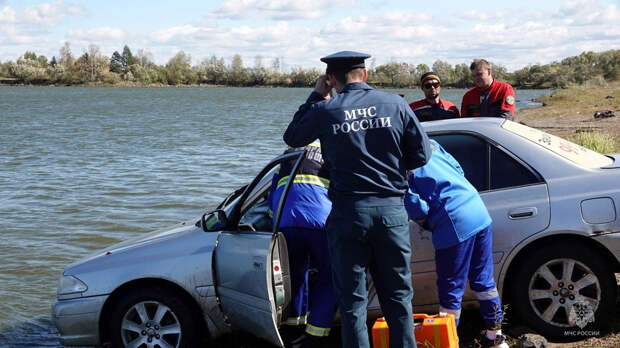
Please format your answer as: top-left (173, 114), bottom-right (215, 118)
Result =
top-left (281, 326), bottom-right (307, 348)
top-left (289, 333), bottom-right (327, 348)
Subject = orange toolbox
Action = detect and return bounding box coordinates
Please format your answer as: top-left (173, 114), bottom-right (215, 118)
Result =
top-left (372, 313), bottom-right (459, 348)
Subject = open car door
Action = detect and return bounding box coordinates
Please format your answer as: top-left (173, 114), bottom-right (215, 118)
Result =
top-left (212, 150), bottom-right (305, 347)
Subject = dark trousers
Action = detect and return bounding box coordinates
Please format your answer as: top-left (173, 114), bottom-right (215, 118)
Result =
top-left (327, 203), bottom-right (416, 348)
top-left (281, 227), bottom-right (337, 335)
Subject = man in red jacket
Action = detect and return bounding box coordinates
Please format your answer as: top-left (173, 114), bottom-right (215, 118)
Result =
top-left (461, 59), bottom-right (515, 120)
top-left (409, 72), bottom-right (460, 122)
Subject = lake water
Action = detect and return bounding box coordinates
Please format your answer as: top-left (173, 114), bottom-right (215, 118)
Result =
top-left (0, 86), bottom-right (551, 347)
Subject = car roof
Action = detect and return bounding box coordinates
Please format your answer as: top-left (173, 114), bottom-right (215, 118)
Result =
top-left (421, 117), bottom-right (505, 133)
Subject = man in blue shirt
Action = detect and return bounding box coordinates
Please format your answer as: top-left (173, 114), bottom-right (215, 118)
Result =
top-left (284, 51), bottom-right (431, 348)
top-left (405, 140), bottom-right (508, 348)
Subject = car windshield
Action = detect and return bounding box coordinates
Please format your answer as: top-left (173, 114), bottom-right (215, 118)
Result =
top-left (502, 120), bottom-right (614, 168)
top-left (203, 167), bottom-right (277, 231)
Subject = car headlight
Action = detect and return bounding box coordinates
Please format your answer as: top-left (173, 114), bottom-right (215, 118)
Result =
top-left (58, 275), bottom-right (88, 296)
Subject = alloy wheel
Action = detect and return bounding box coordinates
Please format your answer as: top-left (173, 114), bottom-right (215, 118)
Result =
top-left (120, 300), bottom-right (182, 348)
top-left (528, 258), bottom-right (601, 328)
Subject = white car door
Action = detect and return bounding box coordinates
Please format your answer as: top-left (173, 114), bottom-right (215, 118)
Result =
top-left (212, 150), bottom-right (305, 347)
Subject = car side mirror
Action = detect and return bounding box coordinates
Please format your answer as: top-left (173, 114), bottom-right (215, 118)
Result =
top-left (201, 209), bottom-right (229, 232)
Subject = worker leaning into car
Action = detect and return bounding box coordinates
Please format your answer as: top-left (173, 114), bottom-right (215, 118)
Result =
top-left (404, 139), bottom-right (509, 348)
top-left (267, 141), bottom-right (337, 348)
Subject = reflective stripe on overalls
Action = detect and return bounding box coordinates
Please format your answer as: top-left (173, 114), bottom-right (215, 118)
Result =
top-left (306, 322), bottom-right (331, 337)
top-left (283, 314), bottom-right (307, 326)
top-left (276, 174), bottom-right (330, 189)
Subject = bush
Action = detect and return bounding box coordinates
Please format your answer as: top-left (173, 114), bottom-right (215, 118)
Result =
top-left (575, 132), bottom-right (618, 153)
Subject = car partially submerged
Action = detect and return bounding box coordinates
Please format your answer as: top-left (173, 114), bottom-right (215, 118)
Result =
top-left (52, 118), bottom-right (620, 347)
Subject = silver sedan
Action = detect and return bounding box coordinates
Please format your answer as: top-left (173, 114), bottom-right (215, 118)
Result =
top-left (52, 118), bottom-right (620, 347)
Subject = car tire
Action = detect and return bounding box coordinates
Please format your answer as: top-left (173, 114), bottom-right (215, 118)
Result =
top-left (109, 287), bottom-right (199, 348)
top-left (512, 242), bottom-right (616, 339)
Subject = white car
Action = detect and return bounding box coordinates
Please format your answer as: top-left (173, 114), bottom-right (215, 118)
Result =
top-left (52, 118), bottom-right (620, 347)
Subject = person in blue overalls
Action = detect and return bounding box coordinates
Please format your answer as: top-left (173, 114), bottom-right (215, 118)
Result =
top-left (404, 139), bottom-right (509, 348)
top-left (283, 51), bottom-right (431, 348)
top-left (268, 141), bottom-right (337, 348)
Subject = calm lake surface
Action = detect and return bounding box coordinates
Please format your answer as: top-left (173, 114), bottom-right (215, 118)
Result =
top-left (0, 86), bottom-right (551, 346)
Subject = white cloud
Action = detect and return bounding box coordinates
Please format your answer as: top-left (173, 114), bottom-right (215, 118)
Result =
top-left (67, 27), bottom-right (126, 42)
top-left (0, 6), bottom-right (17, 23)
top-left (0, 0), bottom-right (84, 48)
top-left (151, 25), bottom-right (206, 43)
top-left (0, 25), bottom-right (37, 45)
top-left (21, 0), bottom-right (83, 26)
top-left (559, 0), bottom-right (597, 16)
top-left (555, 0), bottom-right (620, 25)
top-left (321, 12), bottom-right (437, 42)
top-left (133, 2), bottom-right (618, 71)
top-left (1, 0), bottom-right (619, 72)
top-left (460, 9), bottom-right (510, 21)
top-left (211, 0), bottom-right (355, 20)
top-left (601, 4), bottom-right (620, 22)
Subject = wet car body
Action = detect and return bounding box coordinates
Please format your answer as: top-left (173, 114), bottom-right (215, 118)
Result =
top-left (52, 118), bottom-right (620, 347)
top-left (52, 151), bottom-right (299, 348)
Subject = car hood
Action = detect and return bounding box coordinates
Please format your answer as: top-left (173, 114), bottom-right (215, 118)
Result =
top-left (61, 220), bottom-right (219, 297)
top-left (65, 219), bottom-right (203, 271)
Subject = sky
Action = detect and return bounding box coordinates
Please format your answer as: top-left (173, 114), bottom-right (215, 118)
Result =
top-left (0, 0), bottom-right (619, 72)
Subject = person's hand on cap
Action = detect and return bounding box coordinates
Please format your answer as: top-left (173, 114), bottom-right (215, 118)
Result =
top-left (314, 75), bottom-right (332, 100)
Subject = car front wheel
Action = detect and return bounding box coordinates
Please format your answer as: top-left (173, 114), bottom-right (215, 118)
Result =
top-left (109, 287), bottom-right (198, 348)
top-left (512, 242), bottom-right (617, 339)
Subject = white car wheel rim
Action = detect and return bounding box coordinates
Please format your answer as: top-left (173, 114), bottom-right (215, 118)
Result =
top-left (120, 300), bottom-right (182, 348)
top-left (528, 258), bottom-right (600, 328)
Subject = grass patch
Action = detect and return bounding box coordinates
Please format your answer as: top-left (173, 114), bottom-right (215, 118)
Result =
top-left (517, 81), bottom-right (620, 154)
top-left (520, 81), bottom-right (620, 120)
top-left (575, 131), bottom-right (619, 153)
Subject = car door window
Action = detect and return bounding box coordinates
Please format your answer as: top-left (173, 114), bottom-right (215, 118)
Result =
top-left (432, 133), bottom-right (542, 192)
top-left (432, 134), bottom-right (488, 191)
top-left (490, 145), bottom-right (542, 190)
top-left (238, 190), bottom-right (273, 231)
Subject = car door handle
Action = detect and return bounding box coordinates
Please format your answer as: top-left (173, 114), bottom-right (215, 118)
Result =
top-left (508, 207), bottom-right (537, 219)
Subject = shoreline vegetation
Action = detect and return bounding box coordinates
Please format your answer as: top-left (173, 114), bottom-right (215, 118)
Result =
top-left (2, 44), bottom-right (617, 153)
top-left (517, 80), bottom-right (620, 153)
top-left (0, 43), bottom-right (618, 89)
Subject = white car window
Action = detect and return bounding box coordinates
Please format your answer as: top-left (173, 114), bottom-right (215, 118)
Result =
top-left (502, 120), bottom-right (613, 168)
top-left (432, 133), bottom-right (543, 191)
top-left (431, 134), bottom-right (487, 190)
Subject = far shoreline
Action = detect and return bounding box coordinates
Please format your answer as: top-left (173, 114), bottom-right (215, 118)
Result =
top-left (0, 81), bottom-right (555, 90)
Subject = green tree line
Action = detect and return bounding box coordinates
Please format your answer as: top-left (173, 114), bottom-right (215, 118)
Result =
top-left (1, 42), bottom-right (618, 88)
